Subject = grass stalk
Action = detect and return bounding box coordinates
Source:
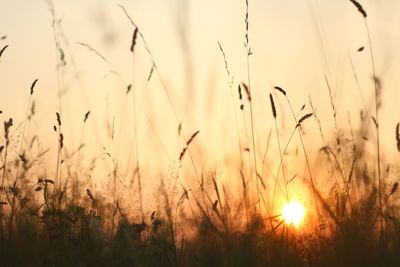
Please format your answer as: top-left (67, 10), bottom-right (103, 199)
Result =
top-left (118, 4), bottom-right (200, 183)
top-left (244, 0), bottom-right (260, 210)
top-left (0, 118), bottom-right (13, 242)
top-left (364, 18), bottom-right (382, 236)
top-left (130, 27), bottom-right (144, 223)
top-left (274, 88), bottom-right (323, 229)
top-left (46, 0), bottom-right (64, 190)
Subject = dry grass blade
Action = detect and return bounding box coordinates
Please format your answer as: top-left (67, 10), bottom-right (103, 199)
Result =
top-left (186, 130), bottom-right (200, 146)
top-left (86, 188), bottom-right (94, 201)
top-left (177, 186), bottom-right (189, 206)
top-left (265, 214), bottom-right (281, 221)
top-left (349, 0), bottom-right (367, 18)
top-left (313, 185), bottom-right (339, 225)
top-left (238, 84), bottom-right (243, 100)
top-left (346, 157), bottom-right (357, 185)
top-left (297, 113), bottom-right (313, 127)
top-left (59, 48), bottom-right (66, 66)
top-left (77, 42), bottom-right (108, 63)
top-left (59, 133), bottom-right (64, 149)
top-left (244, 0), bottom-right (249, 47)
top-left (30, 79), bottom-right (38, 95)
top-left (212, 177), bottom-right (222, 210)
top-left (212, 200), bottom-right (218, 211)
top-left (147, 64), bottom-right (155, 82)
top-left (28, 101), bottom-right (35, 120)
top-left (372, 76), bottom-right (382, 107)
top-left (273, 220), bottom-right (284, 231)
top-left (56, 112), bottom-right (61, 126)
top-left (274, 86), bottom-right (286, 96)
top-left (287, 174), bottom-right (297, 184)
top-left (126, 84), bottom-right (132, 94)
top-left (396, 123), bottom-right (400, 152)
top-left (4, 118), bottom-right (13, 144)
top-left (44, 179), bottom-right (54, 184)
top-left (178, 122), bottom-right (182, 136)
top-left (218, 42), bottom-right (232, 80)
top-left (240, 170), bottom-right (247, 190)
top-left (390, 182), bottom-right (398, 196)
top-left (179, 130), bottom-right (200, 160)
top-left (372, 116), bottom-right (378, 128)
top-left (372, 75), bottom-right (382, 90)
top-left (269, 93), bottom-right (276, 119)
top-left (256, 172), bottom-right (266, 190)
top-left (241, 82), bottom-right (251, 101)
top-left (0, 45), bottom-right (8, 59)
top-left (30, 149), bottom-right (50, 163)
top-left (324, 75), bottom-right (337, 122)
top-left (130, 28), bottom-right (139, 53)
top-left (117, 4), bottom-right (137, 28)
top-left (84, 111), bottom-right (90, 123)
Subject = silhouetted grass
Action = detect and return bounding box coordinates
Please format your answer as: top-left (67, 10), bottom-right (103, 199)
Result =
top-left (0, 1), bottom-right (399, 267)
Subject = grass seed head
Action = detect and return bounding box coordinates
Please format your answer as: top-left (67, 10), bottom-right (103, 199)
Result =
top-left (349, 0), bottom-right (367, 18)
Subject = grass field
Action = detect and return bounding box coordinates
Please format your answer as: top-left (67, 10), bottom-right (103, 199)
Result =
top-left (1, 0), bottom-right (400, 266)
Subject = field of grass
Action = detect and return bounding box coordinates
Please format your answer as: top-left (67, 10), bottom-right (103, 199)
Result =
top-left (1, 0), bottom-right (400, 266)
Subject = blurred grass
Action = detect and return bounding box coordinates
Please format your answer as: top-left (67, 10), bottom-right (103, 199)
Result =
top-left (1, 1), bottom-right (400, 266)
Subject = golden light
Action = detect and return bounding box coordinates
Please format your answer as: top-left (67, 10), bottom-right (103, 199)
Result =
top-left (282, 200), bottom-right (305, 226)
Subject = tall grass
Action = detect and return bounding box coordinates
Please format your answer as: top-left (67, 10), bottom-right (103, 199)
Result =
top-left (0, 1), bottom-right (400, 267)
top-left (243, 0), bottom-right (260, 210)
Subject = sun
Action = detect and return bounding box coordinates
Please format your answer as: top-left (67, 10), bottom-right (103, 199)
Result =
top-left (281, 200), bottom-right (305, 226)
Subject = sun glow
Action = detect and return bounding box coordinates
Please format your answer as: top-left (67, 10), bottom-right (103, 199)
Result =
top-left (282, 200), bottom-right (305, 226)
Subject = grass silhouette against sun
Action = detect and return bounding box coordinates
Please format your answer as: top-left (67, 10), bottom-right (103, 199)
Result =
top-left (1, 0), bottom-right (400, 267)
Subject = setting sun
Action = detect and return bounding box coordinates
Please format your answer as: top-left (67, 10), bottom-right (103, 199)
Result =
top-left (282, 200), bottom-right (306, 226)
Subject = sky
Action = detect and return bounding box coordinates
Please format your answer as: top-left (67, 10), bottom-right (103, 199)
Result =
top-left (1, 0), bottom-right (400, 203)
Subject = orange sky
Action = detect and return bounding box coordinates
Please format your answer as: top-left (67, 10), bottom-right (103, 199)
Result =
top-left (1, 0), bottom-right (400, 203)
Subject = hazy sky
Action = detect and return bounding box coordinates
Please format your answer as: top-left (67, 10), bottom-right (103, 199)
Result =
top-left (1, 0), bottom-right (400, 184)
